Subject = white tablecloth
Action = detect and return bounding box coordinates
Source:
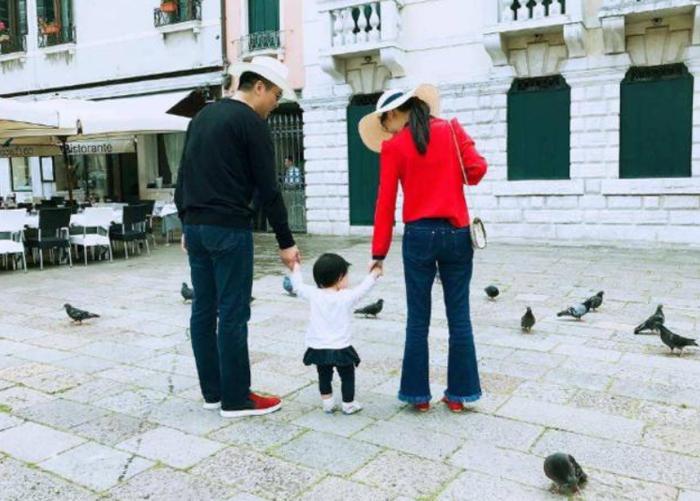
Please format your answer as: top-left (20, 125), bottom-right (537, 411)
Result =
top-left (24, 210), bottom-right (122, 229)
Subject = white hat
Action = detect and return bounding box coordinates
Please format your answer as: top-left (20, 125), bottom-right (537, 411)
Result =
top-left (358, 84), bottom-right (440, 153)
top-left (228, 56), bottom-right (297, 102)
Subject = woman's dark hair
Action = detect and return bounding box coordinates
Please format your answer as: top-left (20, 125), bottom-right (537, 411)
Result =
top-left (237, 71), bottom-right (275, 92)
top-left (397, 96), bottom-right (431, 155)
top-left (313, 253), bottom-right (351, 288)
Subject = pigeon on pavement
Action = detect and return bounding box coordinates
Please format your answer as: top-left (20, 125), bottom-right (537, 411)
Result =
top-left (64, 304), bottom-right (100, 324)
top-left (484, 285), bottom-right (499, 300)
top-left (283, 276), bottom-right (296, 297)
top-left (634, 304), bottom-right (664, 334)
top-left (659, 325), bottom-right (697, 356)
top-left (521, 307), bottom-right (535, 333)
top-left (583, 291), bottom-right (604, 311)
top-left (544, 453), bottom-right (587, 494)
top-left (181, 282), bottom-right (194, 303)
top-left (354, 299), bottom-right (384, 318)
top-left (557, 303), bottom-right (589, 320)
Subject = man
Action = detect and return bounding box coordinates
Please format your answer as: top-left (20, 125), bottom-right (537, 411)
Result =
top-left (282, 155), bottom-right (302, 187)
top-left (175, 56), bottom-right (300, 418)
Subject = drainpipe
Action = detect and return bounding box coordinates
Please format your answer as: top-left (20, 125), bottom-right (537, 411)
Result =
top-left (220, 0), bottom-right (229, 83)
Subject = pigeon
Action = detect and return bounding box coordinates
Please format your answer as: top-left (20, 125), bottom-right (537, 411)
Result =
top-left (634, 304), bottom-right (664, 334)
top-left (659, 325), bottom-right (697, 356)
top-left (283, 276), bottom-right (296, 297)
top-left (521, 307), bottom-right (535, 333)
top-left (583, 291), bottom-right (604, 311)
top-left (181, 282), bottom-right (194, 303)
top-left (544, 453), bottom-right (587, 494)
top-left (484, 285), bottom-right (499, 300)
top-left (64, 304), bottom-right (99, 324)
top-left (354, 299), bottom-right (384, 318)
top-left (557, 303), bottom-right (589, 320)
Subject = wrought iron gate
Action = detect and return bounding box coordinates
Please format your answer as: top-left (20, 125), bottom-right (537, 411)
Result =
top-left (267, 103), bottom-right (306, 233)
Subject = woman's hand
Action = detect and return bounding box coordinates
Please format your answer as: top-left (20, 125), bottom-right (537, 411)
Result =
top-left (369, 259), bottom-right (384, 277)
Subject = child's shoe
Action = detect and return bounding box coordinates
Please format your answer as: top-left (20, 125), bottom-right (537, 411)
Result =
top-left (322, 397), bottom-right (337, 414)
top-left (341, 401), bottom-right (363, 415)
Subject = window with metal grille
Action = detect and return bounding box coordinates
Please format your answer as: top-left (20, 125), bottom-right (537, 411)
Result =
top-left (507, 74), bottom-right (570, 180)
top-left (620, 63), bottom-right (693, 179)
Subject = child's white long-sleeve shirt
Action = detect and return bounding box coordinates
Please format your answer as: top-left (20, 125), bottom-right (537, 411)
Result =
top-left (290, 267), bottom-right (378, 349)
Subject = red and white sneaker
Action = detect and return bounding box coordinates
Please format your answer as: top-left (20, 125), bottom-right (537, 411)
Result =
top-left (202, 401), bottom-right (221, 410)
top-left (220, 392), bottom-right (282, 418)
top-left (442, 397), bottom-right (464, 413)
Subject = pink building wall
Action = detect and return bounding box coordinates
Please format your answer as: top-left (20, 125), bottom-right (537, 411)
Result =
top-left (224, 0), bottom-right (304, 91)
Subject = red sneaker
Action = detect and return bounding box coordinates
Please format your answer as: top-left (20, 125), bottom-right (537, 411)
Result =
top-left (442, 397), bottom-right (463, 413)
top-left (413, 402), bottom-right (430, 412)
top-left (220, 392), bottom-right (282, 418)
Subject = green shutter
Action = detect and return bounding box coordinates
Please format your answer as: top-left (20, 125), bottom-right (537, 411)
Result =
top-left (620, 64), bottom-right (693, 179)
top-left (507, 75), bottom-right (570, 180)
top-left (0, 1), bottom-right (8, 25)
top-left (348, 94), bottom-right (381, 226)
top-left (248, 0), bottom-right (279, 34)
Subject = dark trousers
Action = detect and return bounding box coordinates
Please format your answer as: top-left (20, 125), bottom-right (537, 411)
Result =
top-left (399, 219), bottom-right (482, 404)
top-left (317, 365), bottom-right (355, 403)
top-left (185, 224), bottom-right (254, 411)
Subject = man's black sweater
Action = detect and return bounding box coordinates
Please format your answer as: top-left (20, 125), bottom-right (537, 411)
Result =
top-left (174, 99), bottom-right (294, 249)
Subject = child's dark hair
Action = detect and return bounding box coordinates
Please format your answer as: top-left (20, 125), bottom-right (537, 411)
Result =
top-left (313, 253), bottom-right (351, 288)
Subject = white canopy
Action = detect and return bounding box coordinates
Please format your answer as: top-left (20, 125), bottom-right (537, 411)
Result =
top-left (0, 97), bottom-right (190, 144)
top-left (0, 97), bottom-right (64, 134)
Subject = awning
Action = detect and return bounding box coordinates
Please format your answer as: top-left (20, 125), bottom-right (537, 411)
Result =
top-left (0, 97), bottom-right (63, 133)
top-left (97, 90), bottom-right (193, 116)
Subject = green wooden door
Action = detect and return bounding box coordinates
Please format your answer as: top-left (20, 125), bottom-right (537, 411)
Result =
top-left (248, 0), bottom-right (279, 33)
top-left (348, 94), bottom-right (381, 226)
top-left (507, 75), bottom-right (570, 180)
top-left (620, 64), bottom-right (693, 179)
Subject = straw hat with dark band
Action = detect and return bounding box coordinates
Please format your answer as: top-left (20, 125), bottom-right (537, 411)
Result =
top-left (358, 84), bottom-right (440, 153)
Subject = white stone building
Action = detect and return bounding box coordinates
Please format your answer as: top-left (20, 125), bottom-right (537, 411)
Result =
top-left (302, 0), bottom-right (700, 245)
top-left (0, 0), bottom-right (224, 203)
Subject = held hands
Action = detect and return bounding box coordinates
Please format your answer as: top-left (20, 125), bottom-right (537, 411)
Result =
top-left (369, 259), bottom-right (384, 278)
top-left (279, 245), bottom-right (301, 271)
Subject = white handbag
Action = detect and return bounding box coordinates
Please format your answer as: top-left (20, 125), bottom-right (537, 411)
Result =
top-left (449, 121), bottom-right (487, 250)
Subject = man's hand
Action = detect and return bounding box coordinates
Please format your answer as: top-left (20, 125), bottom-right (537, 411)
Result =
top-left (279, 245), bottom-right (301, 270)
top-left (181, 234), bottom-right (187, 253)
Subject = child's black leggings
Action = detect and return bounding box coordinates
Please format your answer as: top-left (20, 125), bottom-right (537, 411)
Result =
top-left (317, 365), bottom-right (355, 402)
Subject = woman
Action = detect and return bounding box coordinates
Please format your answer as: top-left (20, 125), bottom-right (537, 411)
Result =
top-left (359, 85), bottom-right (487, 412)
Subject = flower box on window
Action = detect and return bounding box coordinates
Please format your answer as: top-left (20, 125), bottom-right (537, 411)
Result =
top-left (160, 1), bottom-right (178, 13)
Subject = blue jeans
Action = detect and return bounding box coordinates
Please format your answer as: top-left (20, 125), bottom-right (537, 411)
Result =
top-left (185, 224), bottom-right (254, 411)
top-left (399, 219), bottom-right (482, 404)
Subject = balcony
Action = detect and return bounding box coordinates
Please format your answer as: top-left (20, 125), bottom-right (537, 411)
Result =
top-left (483, 0), bottom-right (586, 67)
top-left (318, 0), bottom-right (406, 82)
top-left (0, 31), bottom-right (26, 59)
top-left (238, 30), bottom-right (285, 61)
top-left (598, 0), bottom-right (700, 54)
top-left (154, 0), bottom-right (202, 35)
top-left (38, 23), bottom-right (76, 54)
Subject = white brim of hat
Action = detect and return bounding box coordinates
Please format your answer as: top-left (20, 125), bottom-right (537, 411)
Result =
top-left (228, 61), bottom-right (297, 102)
top-left (358, 84), bottom-right (440, 153)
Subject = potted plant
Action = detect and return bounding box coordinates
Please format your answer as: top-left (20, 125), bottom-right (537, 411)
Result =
top-left (0, 21), bottom-right (9, 43)
top-left (40, 19), bottom-right (61, 35)
top-left (160, 1), bottom-right (178, 13)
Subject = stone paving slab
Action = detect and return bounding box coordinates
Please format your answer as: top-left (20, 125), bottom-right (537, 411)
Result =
top-left (39, 441), bottom-right (153, 491)
top-left (0, 422), bottom-right (85, 462)
top-left (116, 426), bottom-right (224, 469)
top-left (0, 456), bottom-right (97, 501)
top-left (299, 476), bottom-right (393, 501)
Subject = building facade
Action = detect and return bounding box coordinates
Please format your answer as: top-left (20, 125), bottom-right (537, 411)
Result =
top-left (0, 0), bottom-right (225, 203)
top-left (302, 0), bottom-right (700, 245)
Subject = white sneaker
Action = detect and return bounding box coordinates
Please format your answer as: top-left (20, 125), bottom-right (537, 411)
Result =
top-left (322, 398), bottom-right (336, 414)
top-left (202, 401), bottom-right (221, 410)
top-left (342, 401), bottom-right (363, 415)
